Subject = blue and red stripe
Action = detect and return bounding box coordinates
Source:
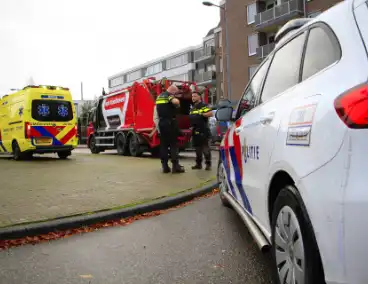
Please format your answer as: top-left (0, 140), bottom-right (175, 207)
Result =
top-left (31, 126), bottom-right (63, 146)
top-left (228, 147), bottom-right (253, 214)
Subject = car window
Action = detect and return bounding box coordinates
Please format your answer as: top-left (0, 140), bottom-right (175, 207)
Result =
top-left (302, 26), bottom-right (341, 81)
top-left (260, 32), bottom-right (306, 104)
top-left (236, 57), bottom-right (271, 117)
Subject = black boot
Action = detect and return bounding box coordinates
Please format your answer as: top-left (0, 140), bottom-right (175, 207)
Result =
top-left (172, 162), bottom-right (185, 174)
top-left (192, 164), bottom-right (202, 170)
top-left (205, 164), bottom-right (211, 171)
top-left (162, 162), bottom-right (171, 174)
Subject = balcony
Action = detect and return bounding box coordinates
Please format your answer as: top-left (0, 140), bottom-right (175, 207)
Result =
top-left (194, 71), bottom-right (216, 85)
top-left (255, 0), bottom-right (304, 32)
top-left (256, 42), bottom-right (276, 60)
top-left (194, 46), bottom-right (215, 63)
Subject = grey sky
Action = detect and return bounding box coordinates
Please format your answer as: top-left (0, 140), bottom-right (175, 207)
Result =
top-left (0, 0), bottom-right (220, 99)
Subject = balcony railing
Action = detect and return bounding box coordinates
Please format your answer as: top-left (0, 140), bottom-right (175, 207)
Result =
top-left (194, 71), bottom-right (216, 83)
top-left (194, 46), bottom-right (215, 62)
top-left (255, 0), bottom-right (304, 29)
top-left (256, 42), bottom-right (276, 60)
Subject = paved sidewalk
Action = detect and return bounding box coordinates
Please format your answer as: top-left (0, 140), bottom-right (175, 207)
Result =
top-left (0, 151), bottom-right (218, 228)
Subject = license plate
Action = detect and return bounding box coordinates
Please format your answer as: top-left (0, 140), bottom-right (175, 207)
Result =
top-left (36, 138), bottom-right (52, 144)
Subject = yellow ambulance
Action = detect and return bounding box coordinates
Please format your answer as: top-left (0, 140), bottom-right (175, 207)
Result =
top-left (0, 85), bottom-right (78, 160)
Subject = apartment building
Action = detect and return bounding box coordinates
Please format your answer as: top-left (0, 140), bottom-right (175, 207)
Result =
top-left (108, 46), bottom-right (199, 94)
top-left (218, 0), bottom-right (344, 101)
top-left (193, 24), bottom-right (223, 104)
top-left (108, 25), bottom-right (224, 105)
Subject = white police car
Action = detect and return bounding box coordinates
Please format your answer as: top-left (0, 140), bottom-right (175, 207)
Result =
top-left (216, 1), bottom-right (368, 283)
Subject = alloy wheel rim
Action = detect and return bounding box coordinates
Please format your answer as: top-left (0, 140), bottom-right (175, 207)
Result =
top-left (218, 163), bottom-right (227, 195)
top-left (275, 206), bottom-right (305, 284)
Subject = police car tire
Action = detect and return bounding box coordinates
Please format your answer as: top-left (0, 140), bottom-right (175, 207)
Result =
top-left (217, 160), bottom-right (231, 208)
top-left (271, 185), bottom-right (325, 284)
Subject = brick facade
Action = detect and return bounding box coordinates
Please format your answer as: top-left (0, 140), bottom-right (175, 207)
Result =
top-left (219, 0), bottom-right (344, 102)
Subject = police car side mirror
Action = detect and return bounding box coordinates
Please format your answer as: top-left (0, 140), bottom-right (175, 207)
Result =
top-left (215, 106), bottom-right (233, 122)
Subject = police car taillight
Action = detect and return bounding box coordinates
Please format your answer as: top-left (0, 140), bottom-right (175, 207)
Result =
top-left (334, 83), bottom-right (368, 128)
top-left (25, 122), bottom-right (31, 138)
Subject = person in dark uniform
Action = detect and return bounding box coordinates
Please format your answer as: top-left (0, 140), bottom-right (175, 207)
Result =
top-left (189, 92), bottom-right (213, 171)
top-left (155, 84), bottom-right (185, 174)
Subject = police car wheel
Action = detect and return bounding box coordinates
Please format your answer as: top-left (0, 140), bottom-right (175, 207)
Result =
top-left (217, 160), bottom-right (231, 208)
top-left (271, 185), bottom-right (324, 284)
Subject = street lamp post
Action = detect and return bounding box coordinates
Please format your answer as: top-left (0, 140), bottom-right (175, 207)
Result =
top-left (202, 1), bottom-right (232, 101)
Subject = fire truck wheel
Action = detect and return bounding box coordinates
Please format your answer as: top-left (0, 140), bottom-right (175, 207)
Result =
top-left (116, 133), bottom-right (128, 156)
top-left (129, 133), bottom-right (143, 157)
top-left (89, 136), bottom-right (100, 154)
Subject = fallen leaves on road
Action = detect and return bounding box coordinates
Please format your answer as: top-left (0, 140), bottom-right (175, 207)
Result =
top-left (0, 188), bottom-right (219, 250)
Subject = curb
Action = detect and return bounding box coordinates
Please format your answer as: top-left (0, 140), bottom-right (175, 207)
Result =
top-left (0, 182), bottom-right (219, 240)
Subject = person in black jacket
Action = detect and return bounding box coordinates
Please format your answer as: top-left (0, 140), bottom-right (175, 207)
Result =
top-left (189, 92), bottom-right (213, 171)
top-left (155, 84), bottom-right (185, 174)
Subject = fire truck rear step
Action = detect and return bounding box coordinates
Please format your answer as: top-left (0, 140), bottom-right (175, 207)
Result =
top-left (95, 143), bottom-right (115, 147)
top-left (95, 136), bottom-right (115, 140)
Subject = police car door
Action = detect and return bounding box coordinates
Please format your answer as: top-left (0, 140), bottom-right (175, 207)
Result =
top-left (227, 57), bottom-right (271, 213)
top-left (237, 31), bottom-right (307, 221)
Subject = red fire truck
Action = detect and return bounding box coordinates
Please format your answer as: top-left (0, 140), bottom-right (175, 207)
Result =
top-left (86, 77), bottom-right (209, 157)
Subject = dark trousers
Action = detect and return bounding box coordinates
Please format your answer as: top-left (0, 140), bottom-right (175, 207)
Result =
top-left (159, 120), bottom-right (179, 165)
top-left (193, 133), bottom-right (211, 166)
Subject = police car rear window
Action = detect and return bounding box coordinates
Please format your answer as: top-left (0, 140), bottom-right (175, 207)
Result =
top-left (32, 100), bottom-right (73, 122)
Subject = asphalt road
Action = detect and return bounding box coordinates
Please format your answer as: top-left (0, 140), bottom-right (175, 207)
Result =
top-left (0, 196), bottom-right (275, 284)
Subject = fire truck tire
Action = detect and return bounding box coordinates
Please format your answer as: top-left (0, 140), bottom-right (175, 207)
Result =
top-left (116, 133), bottom-right (128, 156)
top-left (128, 133), bottom-right (143, 157)
top-left (89, 136), bottom-right (100, 154)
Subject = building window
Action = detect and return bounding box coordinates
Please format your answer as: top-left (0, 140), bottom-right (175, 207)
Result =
top-left (168, 73), bottom-right (188, 81)
top-left (145, 62), bottom-right (162, 76)
top-left (204, 38), bottom-right (215, 48)
top-left (220, 57), bottom-right (223, 72)
top-left (249, 65), bottom-right (258, 79)
top-left (127, 70), bottom-right (141, 82)
top-left (218, 31), bottom-right (222, 47)
top-left (206, 64), bottom-right (216, 72)
top-left (166, 53), bottom-right (189, 69)
top-left (248, 33), bottom-right (259, 56)
top-left (247, 3), bottom-right (257, 25)
top-left (109, 76), bottom-right (124, 87)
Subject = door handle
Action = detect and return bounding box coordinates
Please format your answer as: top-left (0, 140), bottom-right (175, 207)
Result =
top-left (260, 112), bottom-right (275, 124)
